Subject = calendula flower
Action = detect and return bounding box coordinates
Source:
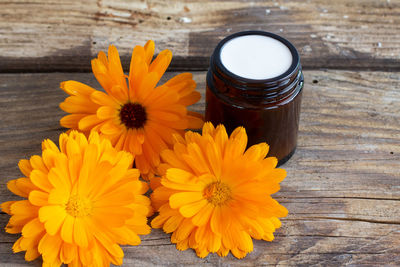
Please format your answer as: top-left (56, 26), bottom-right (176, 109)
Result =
top-left (59, 41), bottom-right (203, 179)
top-left (151, 122), bottom-right (288, 259)
top-left (1, 131), bottom-right (151, 266)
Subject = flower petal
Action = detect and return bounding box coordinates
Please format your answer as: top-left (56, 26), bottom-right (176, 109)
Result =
top-left (179, 199), bottom-right (207, 218)
top-left (39, 205), bottom-right (67, 235)
top-left (61, 215), bottom-right (74, 244)
top-left (169, 192), bottom-right (203, 209)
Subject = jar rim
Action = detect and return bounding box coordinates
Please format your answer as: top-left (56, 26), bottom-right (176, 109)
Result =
top-left (212, 31), bottom-right (300, 84)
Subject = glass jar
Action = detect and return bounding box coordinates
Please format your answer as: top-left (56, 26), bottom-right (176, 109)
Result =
top-left (205, 31), bottom-right (304, 165)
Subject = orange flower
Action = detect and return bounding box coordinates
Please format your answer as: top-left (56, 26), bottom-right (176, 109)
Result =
top-left (151, 122), bottom-right (288, 259)
top-left (59, 41), bottom-right (203, 178)
top-left (1, 131), bottom-right (151, 266)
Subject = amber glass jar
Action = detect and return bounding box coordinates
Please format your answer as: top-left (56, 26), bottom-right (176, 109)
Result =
top-left (205, 31), bottom-right (304, 165)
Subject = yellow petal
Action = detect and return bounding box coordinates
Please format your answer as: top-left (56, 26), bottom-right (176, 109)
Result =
top-left (61, 215), bottom-right (74, 244)
top-left (73, 218), bottom-right (89, 247)
top-left (48, 167), bottom-right (71, 194)
top-left (60, 114), bottom-right (86, 129)
top-left (169, 192), bottom-right (203, 209)
top-left (1, 201), bottom-right (16, 214)
top-left (179, 199), bottom-right (207, 218)
top-left (28, 190), bottom-right (48, 206)
top-left (79, 245), bottom-right (94, 265)
top-left (29, 155), bottom-right (47, 173)
top-left (163, 215), bottom-right (183, 233)
top-left (25, 248), bottom-right (40, 261)
top-left (60, 242), bottom-right (76, 264)
top-left (175, 218), bottom-right (196, 241)
top-left (224, 126), bottom-right (247, 159)
top-left (214, 124), bottom-right (228, 152)
top-left (166, 168), bottom-right (193, 183)
top-left (160, 150), bottom-right (188, 170)
top-left (191, 202), bottom-right (213, 226)
top-left (39, 206), bottom-right (67, 235)
top-left (21, 218), bottom-right (44, 238)
top-left (7, 178), bottom-right (36, 198)
top-left (48, 187), bottom-right (70, 205)
top-left (210, 206), bottom-right (224, 236)
top-left (38, 233), bottom-right (62, 262)
top-left (77, 115), bottom-right (103, 132)
top-left (18, 159), bottom-right (33, 177)
top-left (30, 170), bottom-right (52, 192)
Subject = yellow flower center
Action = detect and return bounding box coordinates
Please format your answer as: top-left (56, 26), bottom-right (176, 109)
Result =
top-left (203, 181), bottom-right (232, 206)
top-left (66, 195), bottom-right (93, 217)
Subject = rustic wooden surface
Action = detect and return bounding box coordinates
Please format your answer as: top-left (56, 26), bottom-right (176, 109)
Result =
top-left (1, 0), bottom-right (400, 266)
top-left (1, 71), bottom-right (400, 266)
top-left (1, 0), bottom-right (400, 72)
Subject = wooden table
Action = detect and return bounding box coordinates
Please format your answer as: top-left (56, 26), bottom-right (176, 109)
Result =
top-left (1, 0), bottom-right (400, 266)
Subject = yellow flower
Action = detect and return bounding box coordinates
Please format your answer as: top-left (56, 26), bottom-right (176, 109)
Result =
top-left (151, 122), bottom-right (288, 259)
top-left (59, 41), bottom-right (204, 179)
top-left (1, 131), bottom-right (151, 266)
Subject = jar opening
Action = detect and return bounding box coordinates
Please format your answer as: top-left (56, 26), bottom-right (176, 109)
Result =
top-left (208, 31), bottom-right (302, 103)
top-left (211, 31), bottom-right (300, 85)
top-left (220, 34), bottom-right (293, 80)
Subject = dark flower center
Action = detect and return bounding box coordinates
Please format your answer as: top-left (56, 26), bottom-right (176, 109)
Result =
top-left (119, 102), bottom-right (147, 129)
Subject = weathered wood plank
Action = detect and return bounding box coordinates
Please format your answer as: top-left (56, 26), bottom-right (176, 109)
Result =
top-left (1, 70), bottom-right (400, 265)
top-left (1, 0), bottom-right (400, 72)
top-left (1, 213), bottom-right (400, 266)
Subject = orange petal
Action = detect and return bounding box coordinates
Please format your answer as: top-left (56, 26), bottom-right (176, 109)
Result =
top-left (73, 218), bottom-right (89, 248)
top-left (179, 199), bottom-right (207, 218)
top-left (191, 202), bottom-right (213, 227)
top-left (60, 242), bottom-right (76, 264)
top-left (78, 114), bottom-right (103, 131)
top-left (60, 81), bottom-right (96, 96)
top-left (137, 72), bottom-right (159, 102)
top-left (97, 106), bottom-right (117, 119)
top-left (144, 40), bottom-right (155, 65)
top-left (39, 205), bottom-right (67, 235)
top-left (18, 159), bottom-right (33, 177)
top-left (129, 56), bottom-right (148, 99)
top-left (107, 45), bottom-right (128, 91)
top-left (22, 218), bottom-right (44, 238)
top-left (101, 121), bottom-right (122, 135)
top-left (30, 170), bottom-right (52, 192)
top-left (169, 192), bottom-right (203, 209)
top-left (179, 91), bottom-right (201, 106)
top-left (109, 85), bottom-right (128, 104)
top-left (90, 91), bottom-right (118, 107)
top-left (61, 215), bottom-right (75, 244)
top-left (7, 178), bottom-right (35, 198)
top-left (92, 59), bottom-right (113, 93)
top-left (60, 114), bottom-right (86, 129)
top-left (149, 49), bottom-right (172, 81)
top-left (28, 190), bottom-right (48, 206)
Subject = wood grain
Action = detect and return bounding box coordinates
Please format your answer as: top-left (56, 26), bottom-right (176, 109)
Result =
top-left (1, 70), bottom-right (400, 265)
top-left (1, 0), bottom-right (400, 72)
